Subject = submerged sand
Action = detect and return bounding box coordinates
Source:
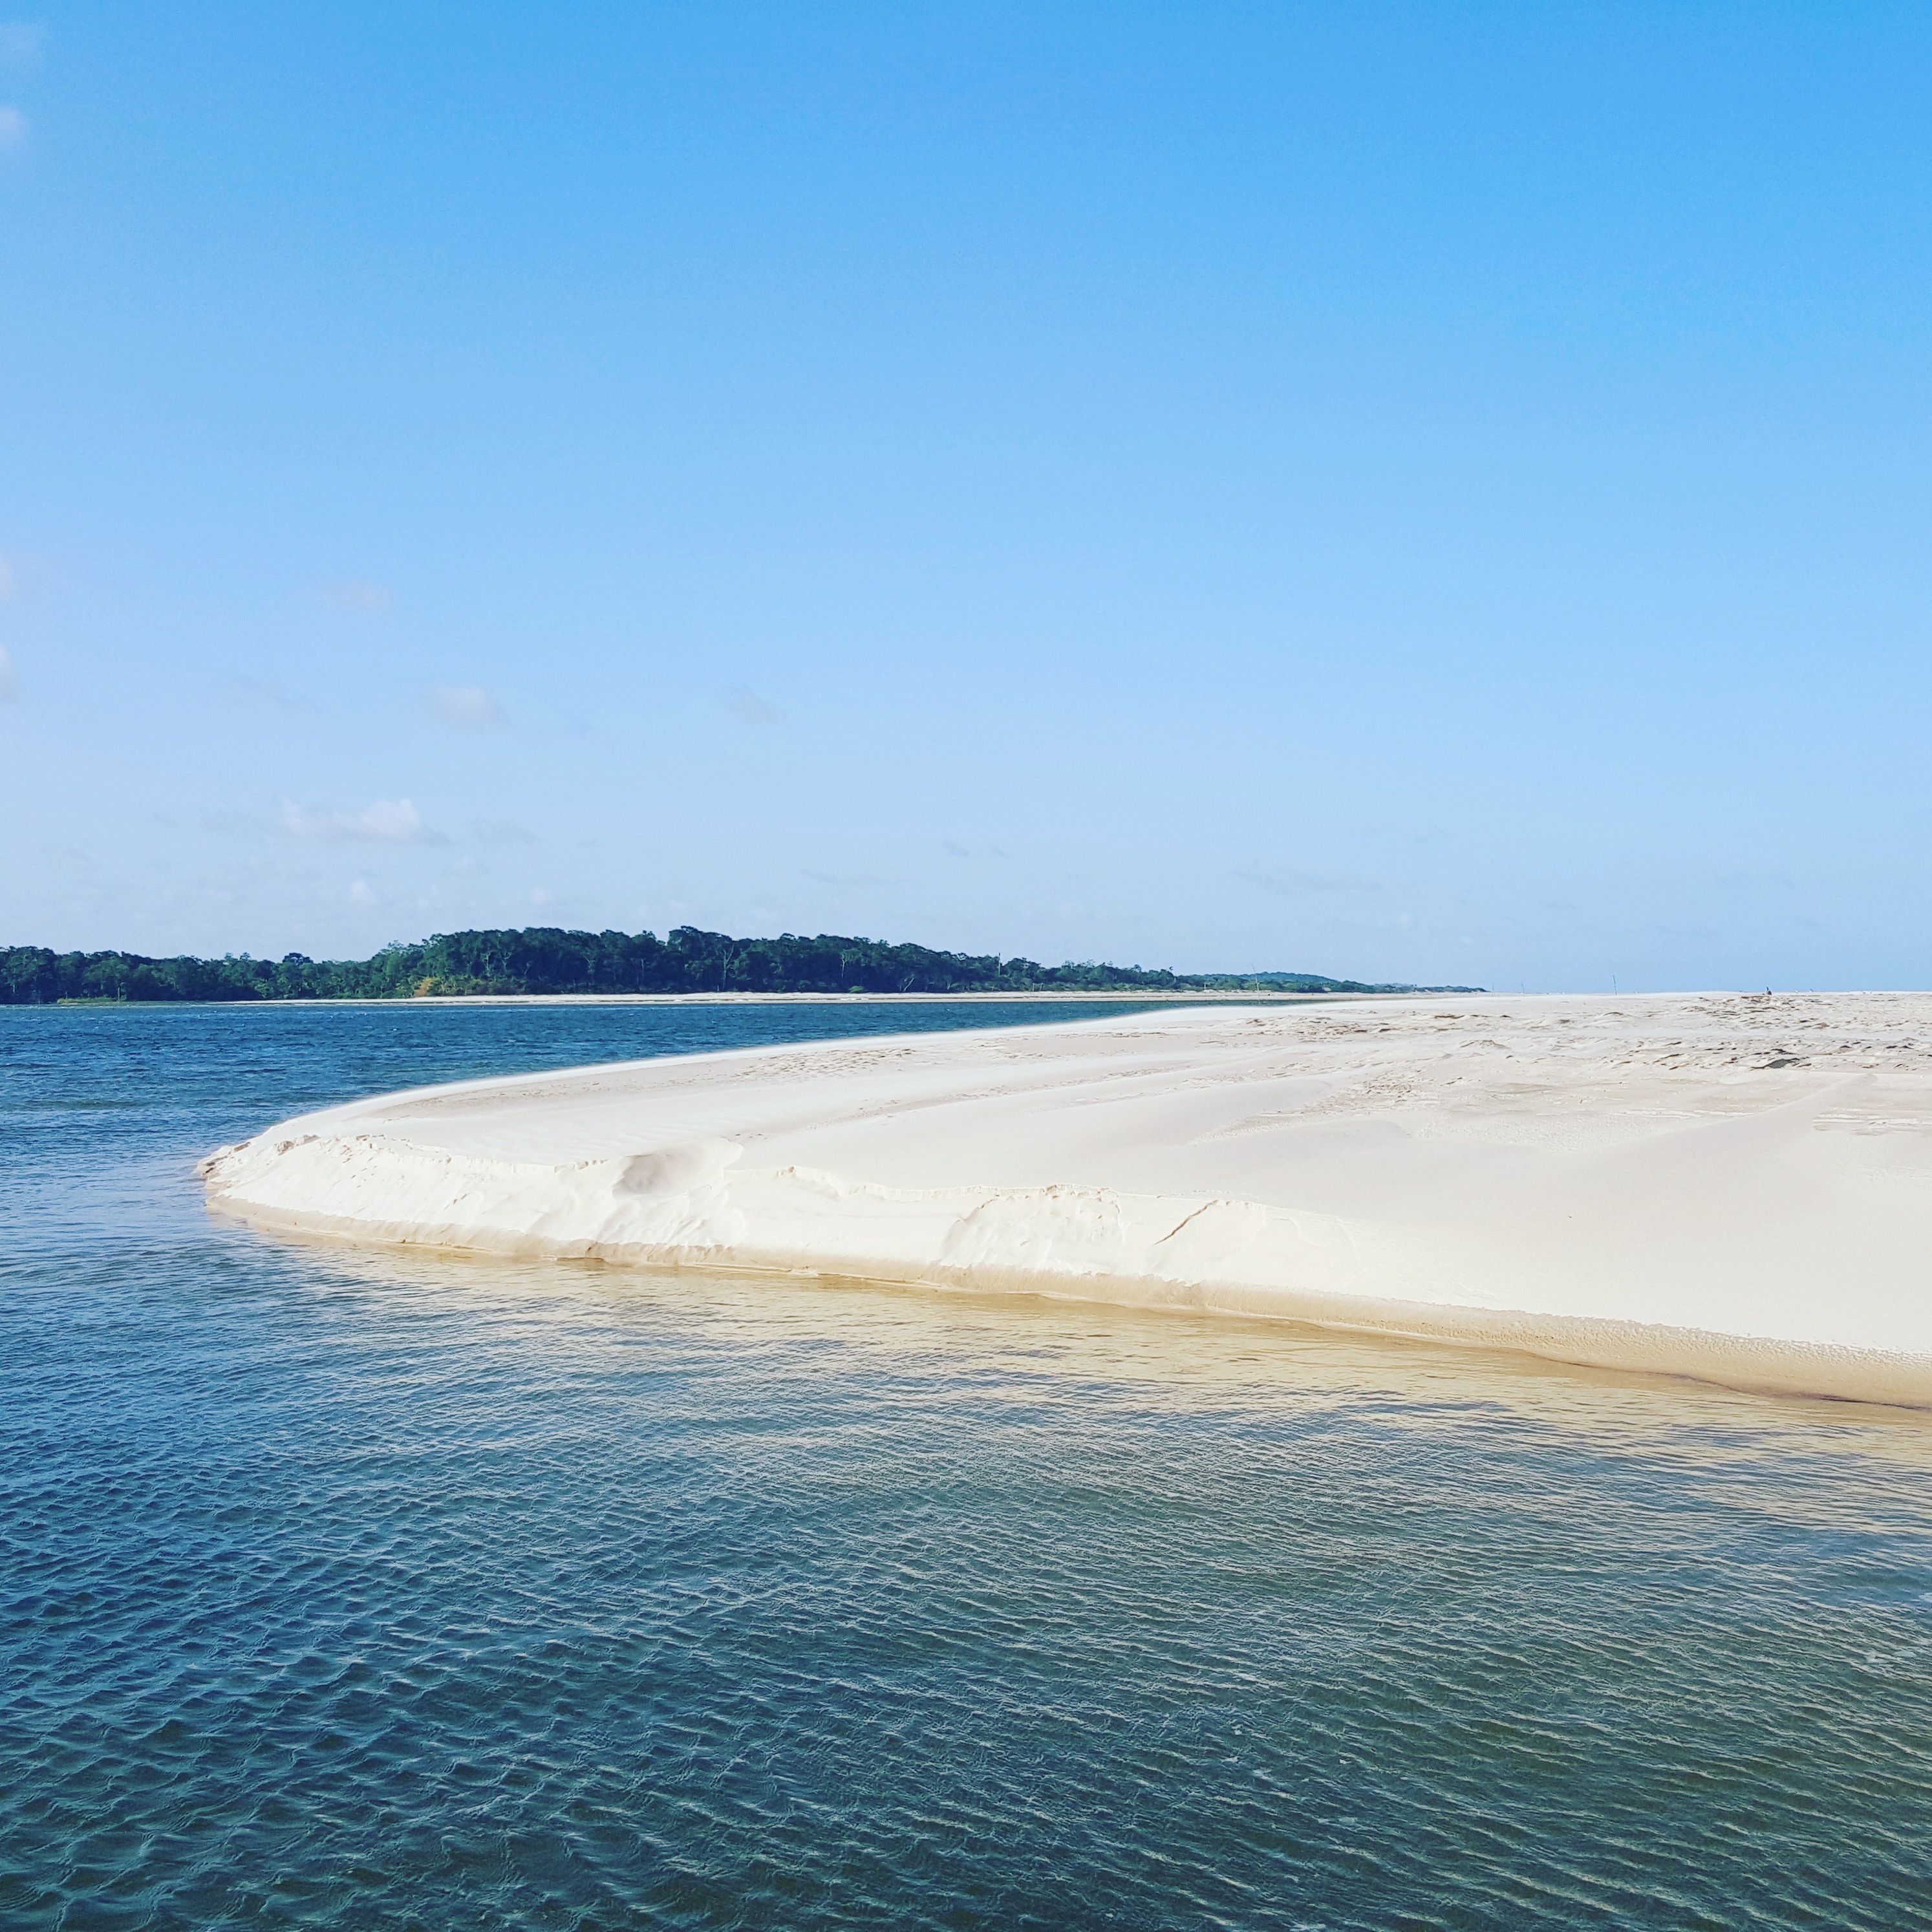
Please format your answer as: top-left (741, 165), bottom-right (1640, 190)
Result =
top-left (201, 993), bottom-right (1932, 1404)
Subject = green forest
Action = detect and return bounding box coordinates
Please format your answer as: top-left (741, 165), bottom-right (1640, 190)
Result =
top-left (0, 927), bottom-right (1479, 1004)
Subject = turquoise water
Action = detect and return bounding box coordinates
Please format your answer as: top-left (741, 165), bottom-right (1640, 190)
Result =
top-left (5, 1002), bottom-right (1932, 1931)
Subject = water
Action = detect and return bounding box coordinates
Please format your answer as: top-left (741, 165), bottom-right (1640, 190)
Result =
top-left (5, 1002), bottom-right (1932, 1931)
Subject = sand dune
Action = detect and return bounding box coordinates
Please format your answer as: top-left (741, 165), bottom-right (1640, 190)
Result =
top-left (201, 993), bottom-right (1932, 1404)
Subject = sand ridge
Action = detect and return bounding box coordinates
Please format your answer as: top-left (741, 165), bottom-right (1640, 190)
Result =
top-left (201, 992), bottom-right (1932, 1404)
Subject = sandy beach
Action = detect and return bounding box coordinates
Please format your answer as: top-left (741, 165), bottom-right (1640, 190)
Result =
top-left (202, 992), bottom-right (1932, 1404)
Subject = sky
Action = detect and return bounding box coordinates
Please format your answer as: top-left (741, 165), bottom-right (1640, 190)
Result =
top-left (4, 3), bottom-right (1931, 991)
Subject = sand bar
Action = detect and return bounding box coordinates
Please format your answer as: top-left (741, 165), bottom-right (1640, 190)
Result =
top-left (202, 993), bottom-right (1932, 1404)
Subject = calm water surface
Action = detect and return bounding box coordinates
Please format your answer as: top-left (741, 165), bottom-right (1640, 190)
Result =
top-left (5, 1002), bottom-right (1932, 1931)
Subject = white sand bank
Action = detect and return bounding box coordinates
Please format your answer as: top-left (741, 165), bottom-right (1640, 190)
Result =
top-left (202, 993), bottom-right (1932, 1404)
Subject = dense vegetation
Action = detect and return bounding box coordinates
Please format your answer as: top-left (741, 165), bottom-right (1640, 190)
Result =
top-left (0, 928), bottom-right (1478, 1004)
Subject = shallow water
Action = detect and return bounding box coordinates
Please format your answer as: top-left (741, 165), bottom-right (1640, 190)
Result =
top-left (5, 1002), bottom-right (1932, 1930)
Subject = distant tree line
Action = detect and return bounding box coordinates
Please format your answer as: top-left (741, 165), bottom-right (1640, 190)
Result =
top-left (0, 927), bottom-right (1480, 1004)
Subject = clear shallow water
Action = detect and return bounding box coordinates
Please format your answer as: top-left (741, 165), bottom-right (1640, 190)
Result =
top-left (5, 1002), bottom-right (1932, 1931)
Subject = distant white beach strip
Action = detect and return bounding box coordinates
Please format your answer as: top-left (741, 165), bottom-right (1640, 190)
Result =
top-left (202, 994), bottom-right (1932, 1406)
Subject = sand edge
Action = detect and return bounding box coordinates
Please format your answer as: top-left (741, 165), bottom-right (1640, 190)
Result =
top-left (202, 1133), bottom-right (1932, 1408)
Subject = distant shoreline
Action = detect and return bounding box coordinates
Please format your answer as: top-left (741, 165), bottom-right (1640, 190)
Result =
top-left (4, 925), bottom-right (1483, 1005)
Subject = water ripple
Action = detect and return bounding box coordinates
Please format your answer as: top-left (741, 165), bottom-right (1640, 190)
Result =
top-left (4, 1004), bottom-right (1932, 1928)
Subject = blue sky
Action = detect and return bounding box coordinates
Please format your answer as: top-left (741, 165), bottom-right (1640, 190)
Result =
top-left (3, 3), bottom-right (1929, 989)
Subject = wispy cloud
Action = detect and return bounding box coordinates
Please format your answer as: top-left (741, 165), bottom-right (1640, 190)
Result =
top-left (0, 106), bottom-right (27, 151)
top-left (323, 577), bottom-right (391, 612)
top-left (197, 808), bottom-right (263, 835)
top-left (802, 868), bottom-right (899, 888)
top-left (427, 682), bottom-right (506, 727)
top-left (472, 819), bottom-right (538, 846)
top-left (0, 551), bottom-right (46, 601)
top-left (1236, 863), bottom-right (1380, 895)
top-left (725, 686), bottom-right (784, 725)
top-left (0, 645), bottom-right (17, 702)
top-left (222, 673), bottom-right (314, 713)
top-left (280, 797), bottom-right (447, 844)
top-left (0, 23), bottom-right (47, 64)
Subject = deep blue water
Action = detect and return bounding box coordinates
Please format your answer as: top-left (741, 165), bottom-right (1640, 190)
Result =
top-left (5, 1000), bottom-right (1932, 1931)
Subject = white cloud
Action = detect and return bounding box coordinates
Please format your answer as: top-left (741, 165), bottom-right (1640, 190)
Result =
top-left (427, 682), bottom-right (507, 727)
top-left (725, 686), bottom-right (784, 725)
top-left (323, 577), bottom-right (391, 612)
top-left (0, 106), bottom-right (27, 151)
top-left (280, 797), bottom-right (447, 844)
top-left (0, 645), bottom-right (17, 702)
top-left (0, 24), bottom-right (47, 65)
top-left (347, 878), bottom-right (378, 906)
